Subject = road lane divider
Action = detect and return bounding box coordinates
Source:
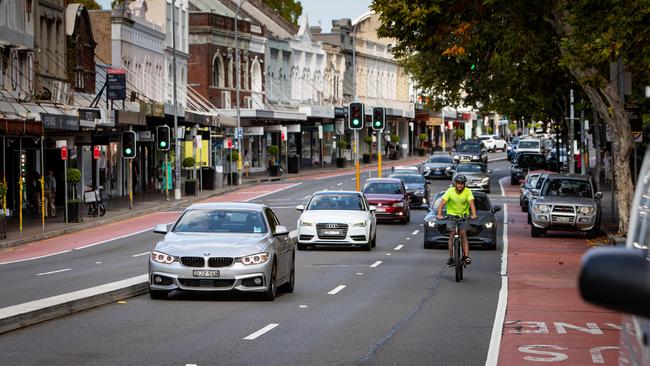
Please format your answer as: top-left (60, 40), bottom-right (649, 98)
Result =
top-left (243, 323), bottom-right (279, 340)
top-left (131, 252), bottom-right (150, 258)
top-left (394, 245), bottom-right (404, 251)
top-left (0, 274), bottom-right (148, 335)
top-left (411, 230), bottom-right (419, 235)
top-left (370, 261), bottom-right (382, 268)
top-left (36, 268), bottom-right (71, 276)
top-left (328, 285), bottom-right (346, 295)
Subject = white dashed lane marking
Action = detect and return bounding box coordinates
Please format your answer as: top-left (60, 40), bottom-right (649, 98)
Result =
top-left (36, 268), bottom-right (71, 276)
top-left (243, 323), bottom-right (279, 340)
top-left (337, 183), bottom-right (343, 186)
top-left (370, 261), bottom-right (382, 268)
top-left (328, 285), bottom-right (346, 295)
top-left (394, 245), bottom-right (404, 251)
top-left (411, 230), bottom-right (419, 235)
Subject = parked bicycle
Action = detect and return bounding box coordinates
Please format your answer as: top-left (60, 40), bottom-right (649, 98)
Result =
top-left (84, 186), bottom-right (106, 217)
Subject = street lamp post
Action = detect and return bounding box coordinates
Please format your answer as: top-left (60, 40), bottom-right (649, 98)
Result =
top-left (172, 0), bottom-right (181, 200)
top-left (235, 0), bottom-right (247, 185)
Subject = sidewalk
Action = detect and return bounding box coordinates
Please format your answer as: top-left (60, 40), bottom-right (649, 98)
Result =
top-left (0, 155), bottom-right (426, 250)
top-left (495, 177), bottom-right (621, 365)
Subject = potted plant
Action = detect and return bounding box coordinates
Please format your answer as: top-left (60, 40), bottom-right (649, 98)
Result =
top-left (66, 168), bottom-right (82, 222)
top-left (390, 134), bottom-right (400, 160)
top-left (267, 145), bottom-right (281, 176)
top-left (336, 140), bottom-right (348, 168)
top-left (182, 157), bottom-right (198, 196)
top-left (418, 133), bottom-right (428, 156)
top-left (455, 129), bottom-right (465, 143)
top-left (0, 180), bottom-right (6, 239)
top-left (363, 135), bottom-right (373, 163)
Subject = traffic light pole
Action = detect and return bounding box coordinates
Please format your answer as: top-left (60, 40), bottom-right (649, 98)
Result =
top-left (164, 153), bottom-right (169, 201)
top-left (378, 130), bottom-right (382, 177)
top-left (128, 158), bottom-right (133, 210)
top-left (355, 130), bottom-right (360, 191)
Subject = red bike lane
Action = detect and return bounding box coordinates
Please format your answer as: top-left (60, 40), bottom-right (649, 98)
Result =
top-left (497, 177), bottom-right (621, 365)
top-left (0, 182), bottom-right (300, 265)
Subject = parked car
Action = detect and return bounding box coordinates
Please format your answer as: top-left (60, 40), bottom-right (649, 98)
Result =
top-left (362, 178), bottom-right (411, 224)
top-left (479, 135), bottom-right (507, 152)
top-left (546, 147), bottom-right (568, 172)
top-left (389, 173), bottom-right (430, 208)
top-left (295, 191), bottom-right (377, 251)
top-left (423, 191), bottom-right (500, 249)
top-left (422, 153), bottom-right (455, 179)
top-left (578, 147), bottom-right (650, 366)
top-left (453, 141), bottom-right (488, 164)
top-left (529, 174), bottom-right (602, 238)
top-left (516, 138), bottom-right (544, 155)
top-left (525, 172), bottom-right (551, 223)
top-left (149, 203), bottom-right (295, 301)
top-left (519, 172), bottom-right (542, 212)
top-left (510, 152), bottom-right (547, 185)
top-left (454, 162), bottom-right (492, 193)
top-left (507, 137), bottom-right (521, 161)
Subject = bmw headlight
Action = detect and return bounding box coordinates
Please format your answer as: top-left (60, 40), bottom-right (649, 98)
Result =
top-left (578, 206), bottom-right (596, 215)
top-left (300, 220), bottom-right (313, 227)
top-left (393, 202), bottom-right (405, 208)
top-left (151, 251), bottom-right (177, 264)
top-left (485, 222), bottom-right (494, 229)
top-left (481, 177), bottom-right (490, 183)
top-left (236, 252), bottom-right (270, 265)
top-left (533, 204), bottom-right (550, 213)
top-left (352, 221), bottom-right (367, 227)
top-left (445, 166), bottom-right (452, 171)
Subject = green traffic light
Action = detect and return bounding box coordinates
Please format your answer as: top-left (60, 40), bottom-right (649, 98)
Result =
top-left (160, 141), bottom-right (167, 148)
top-left (353, 119), bottom-right (360, 126)
top-left (374, 121), bottom-right (380, 127)
top-left (125, 148), bottom-right (132, 155)
top-left (471, 64), bottom-right (476, 71)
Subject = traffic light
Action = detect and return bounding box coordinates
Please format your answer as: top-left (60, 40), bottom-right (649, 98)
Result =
top-left (156, 125), bottom-right (170, 151)
top-left (122, 131), bottom-right (136, 159)
top-left (372, 107), bottom-right (385, 130)
top-left (349, 102), bottom-right (364, 130)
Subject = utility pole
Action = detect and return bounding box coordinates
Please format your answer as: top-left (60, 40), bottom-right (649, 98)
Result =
top-left (568, 89), bottom-right (575, 174)
top-left (172, 0), bottom-right (181, 200)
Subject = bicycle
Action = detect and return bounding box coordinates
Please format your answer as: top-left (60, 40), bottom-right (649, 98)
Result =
top-left (444, 215), bottom-right (469, 282)
top-left (84, 186), bottom-right (106, 217)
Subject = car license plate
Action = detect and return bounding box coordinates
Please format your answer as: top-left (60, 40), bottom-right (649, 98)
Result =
top-left (193, 270), bottom-right (220, 277)
top-left (323, 230), bottom-right (340, 235)
top-left (556, 216), bottom-right (572, 223)
top-left (376, 208), bottom-right (385, 212)
top-left (460, 156), bottom-right (470, 161)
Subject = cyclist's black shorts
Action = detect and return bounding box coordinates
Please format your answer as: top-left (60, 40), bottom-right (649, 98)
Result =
top-left (446, 216), bottom-right (470, 232)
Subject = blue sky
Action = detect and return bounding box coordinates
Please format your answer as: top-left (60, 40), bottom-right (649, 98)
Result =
top-left (96, 0), bottom-right (373, 32)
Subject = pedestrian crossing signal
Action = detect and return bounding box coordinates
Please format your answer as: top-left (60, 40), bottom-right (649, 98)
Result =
top-left (372, 107), bottom-right (385, 131)
top-left (349, 102), bottom-right (364, 130)
top-left (122, 131), bottom-right (136, 159)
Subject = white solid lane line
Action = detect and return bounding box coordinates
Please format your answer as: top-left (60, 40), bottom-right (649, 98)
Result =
top-left (131, 252), bottom-right (150, 258)
top-left (394, 245), bottom-right (404, 251)
top-left (411, 230), bottom-right (419, 235)
top-left (0, 250), bottom-right (72, 266)
top-left (243, 323), bottom-right (279, 340)
top-left (370, 261), bottom-right (382, 268)
top-left (328, 285), bottom-right (346, 295)
top-left (36, 268), bottom-right (71, 276)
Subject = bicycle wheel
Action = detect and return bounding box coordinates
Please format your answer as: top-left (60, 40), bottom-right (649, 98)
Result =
top-left (98, 203), bottom-right (106, 217)
top-left (454, 236), bottom-right (462, 282)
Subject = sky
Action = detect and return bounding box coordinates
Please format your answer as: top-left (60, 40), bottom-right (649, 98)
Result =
top-left (96, 0), bottom-right (373, 32)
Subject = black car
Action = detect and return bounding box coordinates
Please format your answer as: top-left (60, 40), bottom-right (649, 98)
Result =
top-left (510, 152), bottom-right (547, 185)
top-left (423, 191), bottom-right (500, 250)
top-left (388, 173), bottom-right (430, 208)
top-left (453, 141), bottom-right (488, 164)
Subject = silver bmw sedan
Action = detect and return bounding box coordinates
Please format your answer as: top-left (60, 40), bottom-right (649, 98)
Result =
top-left (148, 203), bottom-right (295, 301)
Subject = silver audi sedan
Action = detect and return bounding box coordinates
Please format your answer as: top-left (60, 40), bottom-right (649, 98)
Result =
top-left (148, 203), bottom-right (295, 301)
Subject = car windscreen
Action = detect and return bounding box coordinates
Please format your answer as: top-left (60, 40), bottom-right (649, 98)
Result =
top-left (363, 182), bottom-right (403, 195)
top-left (307, 194), bottom-right (364, 211)
top-left (432, 193), bottom-right (490, 212)
top-left (517, 154), bottom-right (546, 169)
top-left (427, 156), bottom-right (453, 163)
top-left (541, 179), bottom-right (593, 198)
top-left (479, 136), bottom-right (491, 141)
top-left (518, 140), bottom-right (540, 148)
top-left (455, 164), bottom-right (485, 173)
top-left (389, 174), bottom-right (425, 184)
top-left (173, 209), bottom-right (267, 234)
top-left (456, 144), bottom-right (481, 153)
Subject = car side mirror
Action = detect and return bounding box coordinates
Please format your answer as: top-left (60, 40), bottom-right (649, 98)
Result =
top-left (274, 225), bottom-right (290, 236)
top-left (153, 224), bottom-right (168, 234)
top-left (296, 204), bottom-right (305, 211)
top-left (369, 205), bottom-right (377, 212)
top-left (595, 192), bottom-right (603, 199)
top-left (493, 205), bottom-right (501, 213)
top-left (579, 247), bottom-right (650, 318)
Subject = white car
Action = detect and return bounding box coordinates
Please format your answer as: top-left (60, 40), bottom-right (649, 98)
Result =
top-left (296, 191), bottom-right (377, 250)
top-left (479, 135), bottom-right (508, 152)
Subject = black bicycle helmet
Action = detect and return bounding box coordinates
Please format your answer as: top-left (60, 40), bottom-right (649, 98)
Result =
top-left (453, 174), bottom-right (467, 184)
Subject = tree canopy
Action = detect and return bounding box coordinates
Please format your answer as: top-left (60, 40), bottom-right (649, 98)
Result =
top-left (264, 0), bottom-right (303, 26)
top-left (66, 0), bottom-right (102, 9)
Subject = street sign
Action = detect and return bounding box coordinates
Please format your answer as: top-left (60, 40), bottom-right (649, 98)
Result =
top-left (93, 145), bottom-right (100, 159)
top-left (106, 68), bottom-right (127, 100)
top-left (61, 146), bottom-right (68, 161)
top-left (235, 127), bottom-right (244, 139)
top-left (281, 127), bottom-right (287, 141)
top-left (227, 138), bottom-right (233, 149)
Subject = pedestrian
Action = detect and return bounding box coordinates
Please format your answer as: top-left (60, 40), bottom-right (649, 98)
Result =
top-left (155, 160), bottom-right (163, 192)
top-left (31, 171), bottom-right (41, 215)
top-left (243, 150), bottom-right (250, 177)
top-left (43, 170), bottom-right (56, 218)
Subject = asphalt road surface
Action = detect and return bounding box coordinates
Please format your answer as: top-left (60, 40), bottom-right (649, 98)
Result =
top-left (0, 155), bottom-right (510, 366)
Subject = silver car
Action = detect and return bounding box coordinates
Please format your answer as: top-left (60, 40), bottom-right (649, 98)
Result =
top-left (455, 162), bottom-right (492, 193)
top-left (149, 203), bottom-right (295, 301)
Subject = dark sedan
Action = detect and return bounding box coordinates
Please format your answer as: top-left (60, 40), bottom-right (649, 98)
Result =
top-left (422, 154), bottom-right (455, 179)
top-left (362, 178), bottom-right (411, 224)
top-left (510, 152), bottom-right (547, 185)
top-left (423, 191), bottom-right (500, 249)
top-left (388, 173), bottom-right (430, 208)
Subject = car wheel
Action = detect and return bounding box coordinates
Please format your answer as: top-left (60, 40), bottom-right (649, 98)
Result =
top-left (527, 213), bottom-right (532, 224)
top-left (488, 243), bottom-right (497, 250)
top-left (531, 225), bottom-right (544, 237)
top-left (371, 232), bottom-right (377, 248)
top-left (510, 176), bottom-right (518, 185)
top-left (586, 224), bottom-right (601, 239)
top-left (297, 243), bottom-right (307, 250)
top-left (263, 261), bottom-right (277, 301)
top-left (149, 288), bottom-right (169, 300)
top-left (279, 252), bottom-right (295, 293)
top-left (424, 241), bottom-right (435, 249)
top-left (521, 203), bottom-right (527, 212)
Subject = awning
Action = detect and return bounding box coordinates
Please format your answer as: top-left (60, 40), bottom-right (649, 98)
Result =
top-left (299, 106), bottom-right (334, 119)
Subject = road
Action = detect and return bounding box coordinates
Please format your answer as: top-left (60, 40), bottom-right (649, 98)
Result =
top-left (0, 155), bottom-right (510, 366)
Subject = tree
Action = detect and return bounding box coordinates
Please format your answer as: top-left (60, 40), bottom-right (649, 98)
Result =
top-left (372, 0), bottom-right (650, 235)
top-left (66, 0), bottom-right (102, 9)
top-left (263, 0), bottom-right (303, 26)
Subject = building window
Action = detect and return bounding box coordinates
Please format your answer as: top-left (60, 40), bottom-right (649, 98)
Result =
top-left (211, 55), bottom-right (220, 87)
top-left (75, 69), bottom-right (84, 89)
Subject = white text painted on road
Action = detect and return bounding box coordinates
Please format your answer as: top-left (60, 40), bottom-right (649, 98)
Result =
top-left (243, 323), bottom-right (279, 340)
top-left (370, 261), bottom-right (382, 268)
top-left (328, 285), bottom-right (346, 295)
top-left (411, 230), bottom-right (419, 235)
top-left (131, 252), bottom-right (150, 258)
top-left (36, 268), bottom-right (71, 276)
top-left (394, 245), bottom-right (404, 251)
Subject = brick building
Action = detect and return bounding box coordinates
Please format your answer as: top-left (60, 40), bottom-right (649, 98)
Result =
top-left (65, 4), bottom-right (96, 94)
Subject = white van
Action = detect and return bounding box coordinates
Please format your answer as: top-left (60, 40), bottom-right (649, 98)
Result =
top-left (515, 139), bottom-right (543, 155)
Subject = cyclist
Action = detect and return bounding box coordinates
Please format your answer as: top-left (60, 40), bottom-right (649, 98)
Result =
top-left (437, 174), bottom-right (478, 266)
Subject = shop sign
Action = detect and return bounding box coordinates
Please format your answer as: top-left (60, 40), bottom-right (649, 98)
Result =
top-left (116, 110), bottom-right (146, 126)
top-left (322, 124), bottom-right (334, 132)
top-left (243, 126), bottom-right (264, 136)
top-left (335, 107), bottom-right (348, 118)
top-left (286, 124), bottom-right (301, 133)
top-left (145, 102), bottom-right (165, 117)
top-left (41, 113), bottom-right (79, 131)
top-left (78, 108), bottom-right (101, 128)
top-left (318, 125), bottom-right (323, 139)
top-left (107, 68), bottom-right (127, 100)
top-left (137, 131), bottom-right (154, 142)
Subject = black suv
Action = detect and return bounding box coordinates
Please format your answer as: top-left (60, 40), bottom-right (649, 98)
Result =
top-left (510, 152), bottom-right (547, 185)
top-left (453, 141), bottom-right (488, 164)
